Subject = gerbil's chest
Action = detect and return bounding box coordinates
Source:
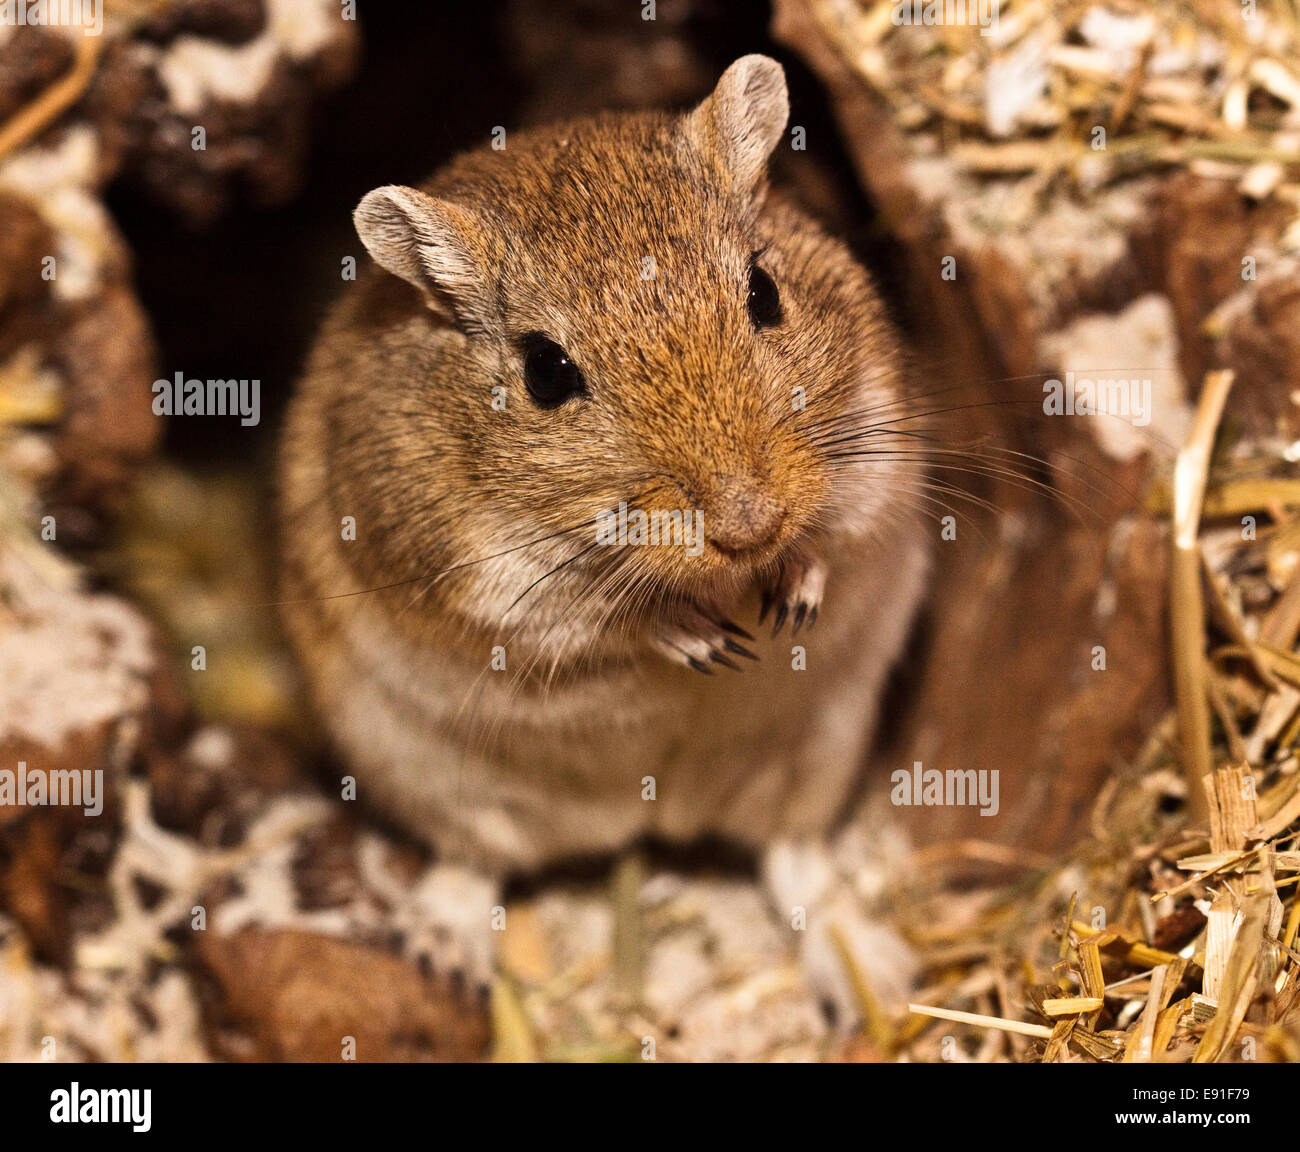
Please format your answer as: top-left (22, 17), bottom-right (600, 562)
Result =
top-left (337, 525), bottom-right (928, 858)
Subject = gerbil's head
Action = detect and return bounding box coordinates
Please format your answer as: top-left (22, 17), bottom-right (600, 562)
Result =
top-left (347, 55), bottom-right (910, 633)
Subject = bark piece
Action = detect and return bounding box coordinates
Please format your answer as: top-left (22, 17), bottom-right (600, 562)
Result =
top-left (195, 927), bottom-right (491, 1062)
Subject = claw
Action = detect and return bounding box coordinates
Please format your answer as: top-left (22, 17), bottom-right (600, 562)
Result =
top-left (709, 650), bottom-right (741, 671)
top-left (719, 617), bottom-right (755, 641)
top-left (794, 603), bottom-right (809, 634)
top-left (687, 656), bottom-right (714, 675)
top-left (724, 637), bottom-right (759, 661)
top-left (771, 600), bottom-right (789, 636)
top-left (758, 588), bottom-right (775, 624)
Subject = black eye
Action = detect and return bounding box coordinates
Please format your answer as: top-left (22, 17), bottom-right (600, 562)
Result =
top-left (521, 333), bottom-right (586, 408)
top-left (747, 262), bottom-right (782, 329)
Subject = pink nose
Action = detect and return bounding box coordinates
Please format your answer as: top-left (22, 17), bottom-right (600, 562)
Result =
top-left (705, 475), bottom-right (785, 553)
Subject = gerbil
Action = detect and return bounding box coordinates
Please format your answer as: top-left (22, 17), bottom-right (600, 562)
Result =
top-left (279, 56), bottom-right (930, 1015)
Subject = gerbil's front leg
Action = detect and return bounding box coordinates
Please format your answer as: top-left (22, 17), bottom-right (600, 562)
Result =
top-left (761, 548), bottom-right (827, 635)
top-left (650, 606), bottom-right (758, 674)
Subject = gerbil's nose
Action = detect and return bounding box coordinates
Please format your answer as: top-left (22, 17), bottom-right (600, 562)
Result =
top-left (705, 475), bottom-right (785, 553)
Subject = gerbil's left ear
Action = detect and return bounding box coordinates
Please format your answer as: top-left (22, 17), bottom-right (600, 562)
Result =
top-left (686, 55), bottom-right (789, 206)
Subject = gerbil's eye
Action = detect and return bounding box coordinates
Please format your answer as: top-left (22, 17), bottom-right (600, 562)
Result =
top-left (747, 262), bottom-right (782, 329)
top-left (521, 333), bottom-right (586, 408)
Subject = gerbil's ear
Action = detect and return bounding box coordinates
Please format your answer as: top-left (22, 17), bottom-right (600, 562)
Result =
top-left (354, 185), bottom-right (492, 323)
top-left (686, 55), bottom-right (789, 204)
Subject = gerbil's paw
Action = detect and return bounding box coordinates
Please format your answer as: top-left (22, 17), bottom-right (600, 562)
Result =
top-left (651, 607), bottom-right (758, 673)
top-left (799, 905), bottom-right (917, 1032)
top-left (760, 551), bottom-right (826, 636)
top-left (763, 841), bottom-right (916, 1031)
top-left (407, 863), bottom-right (500, 997)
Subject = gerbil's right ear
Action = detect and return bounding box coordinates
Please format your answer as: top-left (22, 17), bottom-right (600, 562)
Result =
top-left (686, 55), bottom-right (789, 212)
top-left (354, 185), bottom-right (492, 324)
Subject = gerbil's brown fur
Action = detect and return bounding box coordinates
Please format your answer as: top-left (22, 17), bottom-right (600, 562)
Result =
top-left (279, 57), bottom-right (929, 1000)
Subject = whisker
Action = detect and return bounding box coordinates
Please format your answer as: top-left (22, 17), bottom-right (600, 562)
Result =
top-left (502, 540), bottom-right (605, 617)
top-left (827, 449), bottom-right (1104, 523)
top-left (268, 513), bottom-right (604, 607)
top-left (852, 396), bottom-right (1180, 456)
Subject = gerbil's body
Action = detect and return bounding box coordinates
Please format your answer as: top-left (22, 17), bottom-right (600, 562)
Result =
top-left (279, 57), bottom-right (929, 999)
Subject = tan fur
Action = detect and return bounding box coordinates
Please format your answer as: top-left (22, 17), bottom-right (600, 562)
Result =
top-left (278, 57), bottom-right (930, 879)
